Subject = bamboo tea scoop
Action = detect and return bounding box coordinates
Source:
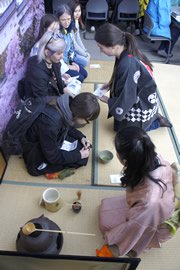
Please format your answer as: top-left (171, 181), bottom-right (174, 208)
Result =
top-left (22, 222), bottom-right (96, 237)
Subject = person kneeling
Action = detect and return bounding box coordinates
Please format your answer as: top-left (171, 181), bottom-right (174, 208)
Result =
top-left (99, 127), bottom-right (175, 257)
top-left (22, 93), bottom-right (100, 176)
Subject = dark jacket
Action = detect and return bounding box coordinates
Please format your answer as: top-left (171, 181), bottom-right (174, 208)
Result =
top-left (22, 94), bottom-right (85, 176)
top-left (108, 51), bottom-right (159, 131)
top-left (19, 56), bottom-right (64, 100)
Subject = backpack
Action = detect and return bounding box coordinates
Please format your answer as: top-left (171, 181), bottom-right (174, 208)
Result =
top-left (2, 97), bottom-right (49, 159)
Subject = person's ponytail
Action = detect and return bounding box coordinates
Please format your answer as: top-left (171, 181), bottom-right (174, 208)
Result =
top-left (124, 32), bottom-right (153, 70)
top-left (95, 23), bottom-right (153, 71)
top-left (115, 127), bottom-right (167, 195)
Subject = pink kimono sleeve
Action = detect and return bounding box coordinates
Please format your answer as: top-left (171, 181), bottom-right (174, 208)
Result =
top-left (104, 200), bottom-right (154, 256)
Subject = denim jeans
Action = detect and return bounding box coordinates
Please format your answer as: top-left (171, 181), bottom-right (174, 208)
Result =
top-left (74, 54), bottom-right (89, 67)
top-left (146, 119), bottom-right (161, 132)
top-left (66, 65), bottom-right (88, 83)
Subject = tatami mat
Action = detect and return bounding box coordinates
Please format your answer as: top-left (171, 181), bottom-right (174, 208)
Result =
top-left (0, 183), bottom-right (179, 270)
top-left (3, 154), bottom-right (92, 186)
top-left (0, 184), bottom-right (122, 255)
top-left (95, 84), bottom-right (177, 186)
top-left (3, 84), bottom-right (95, 186)
top-left (3, 65), bottom-right (179, 186)
top-left (149, 128), bottom-right (177, 162)
top-left (5, 112), bottom-right (176, 187)
top-left (96, 101), bottom-right (123, 186)
top-left (3, 121), bottom-right (93, 185)
top-left (139, 234), bottom-right (180, 270)
top-left (81, 82), bottom-right (94, 93)
top-left (85, 60), bottom-right (114, 84)
top-left (1, 60), bottom-right (180, 270)
top-left (153, 63), bottom-right (180, 141)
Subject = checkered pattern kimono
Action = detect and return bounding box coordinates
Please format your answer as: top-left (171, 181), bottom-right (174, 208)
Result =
top-left (108, 51), bottom-right (159, 131)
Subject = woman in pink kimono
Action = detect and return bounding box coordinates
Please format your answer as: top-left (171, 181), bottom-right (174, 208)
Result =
top-left (99, 127), bottom-right (175, 257)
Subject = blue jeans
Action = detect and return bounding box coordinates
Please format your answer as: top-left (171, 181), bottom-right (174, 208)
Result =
top-left (74, 54), bottom-right (89, 67)
top-left (146, 119), bottom-right (161, 132)
top-left (66, 65), bottom-right (88, 83)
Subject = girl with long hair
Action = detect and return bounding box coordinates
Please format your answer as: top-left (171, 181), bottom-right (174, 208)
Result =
top-left (99, 127), bottom-right (175, 257)
top-left (69, 0), bottom-right (90, 67)
top-left (95, 23), bottom-right (172, 132)
top-left (57, 4), bottom-right (88, 83)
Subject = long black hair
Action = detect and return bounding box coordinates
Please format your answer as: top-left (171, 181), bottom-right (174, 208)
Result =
top-left (57, 4), bottom-right (75, 33)
top-left (57, 3), bottom-right (73, 18)
top-left (95, 23), bottom-right (153, 70)
top-left (37, 14), bottom-right (58, 41)
top-left (68, 0), bottom-right (81, 13)
top-left (115, 127), bottom-right (167, 195)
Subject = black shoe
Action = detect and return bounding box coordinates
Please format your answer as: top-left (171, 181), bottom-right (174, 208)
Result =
top-left (158, 114), bottom-right (172, 128)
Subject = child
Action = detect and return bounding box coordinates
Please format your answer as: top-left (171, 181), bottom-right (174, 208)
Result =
top-left (95, 23), bottom-right (172, 132)
top-left (57, 4), bottom-right (88, 83)
top-left (99, 127), bottom-right (175, 257)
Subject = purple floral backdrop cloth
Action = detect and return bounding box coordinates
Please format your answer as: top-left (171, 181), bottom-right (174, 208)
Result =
top-left (0, 0), bottom-right (44, 143)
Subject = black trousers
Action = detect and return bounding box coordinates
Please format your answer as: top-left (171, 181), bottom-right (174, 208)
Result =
top-left (23, 137), bottom-right (88, 176)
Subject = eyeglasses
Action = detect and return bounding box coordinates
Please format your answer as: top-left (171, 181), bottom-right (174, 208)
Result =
top-left (45, 32), bottom-right (64, 49)
top-left (73, 117), bottom-right (90, 125)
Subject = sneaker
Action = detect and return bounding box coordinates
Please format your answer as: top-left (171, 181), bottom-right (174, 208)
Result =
top-left (157, 50), bottom-right (173, 58)
top-left (90, 26), bottom-right (95, 32)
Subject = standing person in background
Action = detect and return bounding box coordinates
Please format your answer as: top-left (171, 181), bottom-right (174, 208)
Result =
top-left (95, 23), bottom-right (172, 132)
top-left (110, 0), bottom-right (149, 34)
top-left (110, 0), bottom-right (123, 24)
top-left (99, 127), bottom-right (175, 257)
top-left (133, 0), bottom-right (149, 35)
top-left (139, 0), bottom-right (149, 22)
top-left (157, 0), bottom-right (180, 58)
top-left (158, 24), bottom-right (180, 58)
top-left (18, 32), bottom-right (67, 100)
top-left (58, 4), bottom-right (88, 83)
top-left (69, 0), bottom-right (90, 67)
top-left (145, 0), bottom-right (180, 58)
